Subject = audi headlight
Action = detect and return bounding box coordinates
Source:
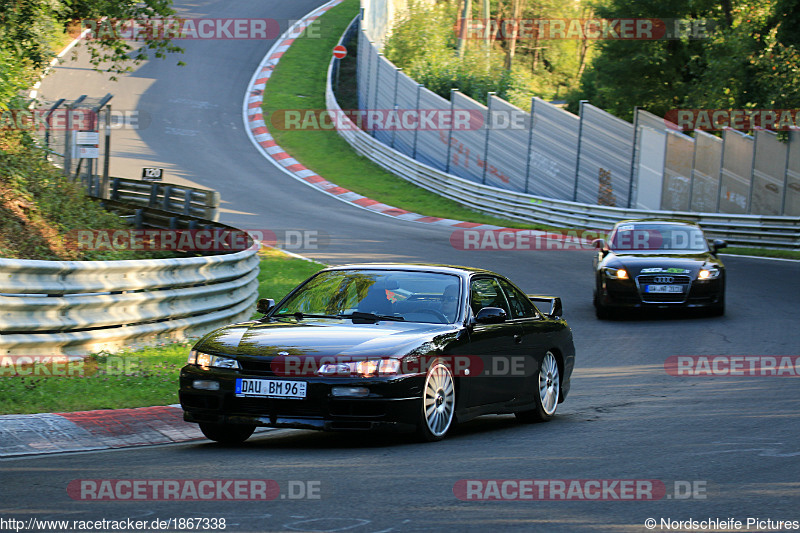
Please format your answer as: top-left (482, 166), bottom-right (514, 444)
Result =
top-left (698, 267), bottom-right (721, 280)
top-left (318, 358), bottom-right (400, 377)
top-left (189, 350), bottom-right (240, 370)
top-left (603, 267), bottom-right (628, 280)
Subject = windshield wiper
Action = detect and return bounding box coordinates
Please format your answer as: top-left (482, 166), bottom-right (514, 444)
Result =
top-left (339, 312), bottom-right (405, 322)
top-left (273, 312), bottom-right (341, 320)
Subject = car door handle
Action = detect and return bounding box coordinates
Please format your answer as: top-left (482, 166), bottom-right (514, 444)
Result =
top-left (513, 334), bottom-right (522, 344)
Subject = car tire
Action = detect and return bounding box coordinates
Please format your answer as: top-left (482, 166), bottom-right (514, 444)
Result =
top-left (515, 350), bottom-right (560, 423)
top-left (709, 296), bottom-right (725, 317)
top-left (594, 293), bottom-right (612, 320)
top-left (199, 422), bottom-right (256, 445)
top-left (416, 359), bottom-right (456, 442)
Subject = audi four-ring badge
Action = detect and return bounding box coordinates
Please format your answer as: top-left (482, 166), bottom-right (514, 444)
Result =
top-left (591, 219), bottom-right (727, 319)
top-left (179, 264), bottom-right (575, 444)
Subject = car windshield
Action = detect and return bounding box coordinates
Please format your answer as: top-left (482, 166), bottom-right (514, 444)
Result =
top-left (609, 223), bottom-right (709, 252)
top-left (273, 270), bottom-right (462, 324)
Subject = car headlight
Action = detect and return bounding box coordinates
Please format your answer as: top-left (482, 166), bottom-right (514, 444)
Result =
top-left (698, 267), bottom-right (721, 280)
top-left (188, 350), bottom-right (240, 370)
top-left (318, 358), bottom-right (400, 377)
top-left (603, 267), bottom-right (628, 280)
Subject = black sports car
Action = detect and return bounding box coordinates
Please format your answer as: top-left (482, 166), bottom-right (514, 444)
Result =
top-left (180, 264), bottom-right (575, 443)
top-left (592, 219), bottom-right (727, 318)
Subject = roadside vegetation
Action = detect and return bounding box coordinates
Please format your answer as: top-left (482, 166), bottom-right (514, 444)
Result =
top-left (0, 131), bottom-right (179, 260)
top-left (0, 249), bottom-right (325, 414)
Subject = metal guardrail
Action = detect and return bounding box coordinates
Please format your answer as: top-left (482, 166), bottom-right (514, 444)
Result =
top-left (326, 16), bottom-right (800, 249)
top-left (0, 205), bottom-right (259, 356)
top-left (100, 177), bottom-right (221, 221)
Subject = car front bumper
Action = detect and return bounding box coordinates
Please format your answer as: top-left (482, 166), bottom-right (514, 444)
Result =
top-left (179, 365), bottom-right (423, 433)
top-left (598, 277), bottom-right (724, 309)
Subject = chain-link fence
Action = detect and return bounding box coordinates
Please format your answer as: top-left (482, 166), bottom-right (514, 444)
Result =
top-left (356, 1), bottom-right (800, 216)
top-left (31, 94), bottom-right (113, 198)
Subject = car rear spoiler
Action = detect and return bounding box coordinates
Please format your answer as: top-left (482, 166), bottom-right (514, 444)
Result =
top-left (528, 296), bottom-right (563, 318)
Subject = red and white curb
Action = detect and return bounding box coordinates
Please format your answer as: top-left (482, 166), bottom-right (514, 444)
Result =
top-left (0, 405), bottom-right (203, 457)
top-left (241, 0), bottom-right (518, 234)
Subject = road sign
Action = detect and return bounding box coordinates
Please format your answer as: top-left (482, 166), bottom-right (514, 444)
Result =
top-left (142, 168), bottom-right (164, 181)
top-left (333, 45), bottom-right (347, 59)
top-left (72, 130), bottom-right (99, 159)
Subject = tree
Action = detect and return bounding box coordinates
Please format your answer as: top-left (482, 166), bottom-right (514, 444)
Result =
top-left (573, 0), bottom-right (800, 120)
top-left (0, 0), bottom-right (184, 107)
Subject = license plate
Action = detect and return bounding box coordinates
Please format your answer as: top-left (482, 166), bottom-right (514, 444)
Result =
top-left (645, 284), bottom-right (684, 294)
top-left (235, 378), bottom-right (306, 399)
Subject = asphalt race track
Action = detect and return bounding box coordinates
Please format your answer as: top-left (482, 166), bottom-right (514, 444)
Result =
top-left (5, 1), bottom-right (799, 531)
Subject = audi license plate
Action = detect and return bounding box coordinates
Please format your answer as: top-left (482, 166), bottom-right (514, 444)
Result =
top-left (645, 284), bottom-right (684, 294)
top-left (235, 378), bottom-right (306, 399)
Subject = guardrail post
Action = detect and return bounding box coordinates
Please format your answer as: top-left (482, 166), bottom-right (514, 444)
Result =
top-left (169, 217), bottom-right (178, 230)
top-left (524, 97), bottom-right (535, 194)
top-left (148, 183), bottom-right (159, 207)
top-left (780, 131), bottom-right (793, 215)
top-left (688, 128), bottom-right (699, 211)
top-left (715, 132), bottom-right (726, 212)
top-left (627, 106), bottom-right (639, 208)
top-left (390, 67), bottom-right (401, 149)
top-left (162, 185), bottom-right (173, 211)
top-left (371, 52), bottom-right (382, 138)
top-left (411, 84), bottom-right (422, 159)
top-left (482, 93), bottom-right (495, 184)
top-left (445, 89), bottom-right (458, 173)
top-left (111, 178), bottom-right (121, 201)
top-left (134, 209), bottom-right (143, 229)
top-left (102, 105), bottom-right (111, 199)
top-left (183, 190), bottom-right (192, 215)
top-left (573, 100), bottom-right (588, 202)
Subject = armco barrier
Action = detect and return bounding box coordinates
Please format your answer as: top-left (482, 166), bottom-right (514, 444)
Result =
top-left (327, 16), bottom-right (800, 249)
top-left (0, 209), bottom-right (259, 356)
top-left (104, 177), bottom-right (220, 221)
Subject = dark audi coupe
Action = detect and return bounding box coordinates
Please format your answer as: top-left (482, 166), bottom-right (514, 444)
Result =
top-left (592, 219), bottom-right (727, 319)
top-left (180, 264), bottom-right (575, 443)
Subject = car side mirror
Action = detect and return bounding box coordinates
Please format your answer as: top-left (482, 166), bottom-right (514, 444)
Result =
top-left (475, 307), bottom-right (507, 324)
top-left (257, 298), bottom-right (275, 315)
top-left (712, 239), bottom-right (727, 254)
top-left (592, 238), bottom-right (608, 256)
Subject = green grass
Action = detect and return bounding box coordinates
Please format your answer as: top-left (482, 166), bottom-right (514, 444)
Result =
top-left (723, 247), bottom-right (800, 260)
top-left (0, 343), bottom-right (191, 415)
top-left (0, 249), bottom-right (325, 415)
top-left (253, 247), bottom-right (326, 312)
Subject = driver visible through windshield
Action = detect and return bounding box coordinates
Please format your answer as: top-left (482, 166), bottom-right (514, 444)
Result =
top-left (273, 270), bottom-right (462, 324)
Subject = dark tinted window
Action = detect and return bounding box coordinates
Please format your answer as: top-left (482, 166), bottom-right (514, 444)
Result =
top-left (470, 277), bottom-right (510, 315)
top-left (498, 279), bottom-right (538, 319)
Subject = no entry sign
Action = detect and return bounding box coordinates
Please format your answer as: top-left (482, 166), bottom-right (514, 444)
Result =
top-left (333, 45), bottom-right (347, 59)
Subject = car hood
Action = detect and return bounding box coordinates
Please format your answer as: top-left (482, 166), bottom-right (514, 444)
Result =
top-left (193, 318), bottom-right (459, 359)
top-left (608, 252), bottom-right (723, 276)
